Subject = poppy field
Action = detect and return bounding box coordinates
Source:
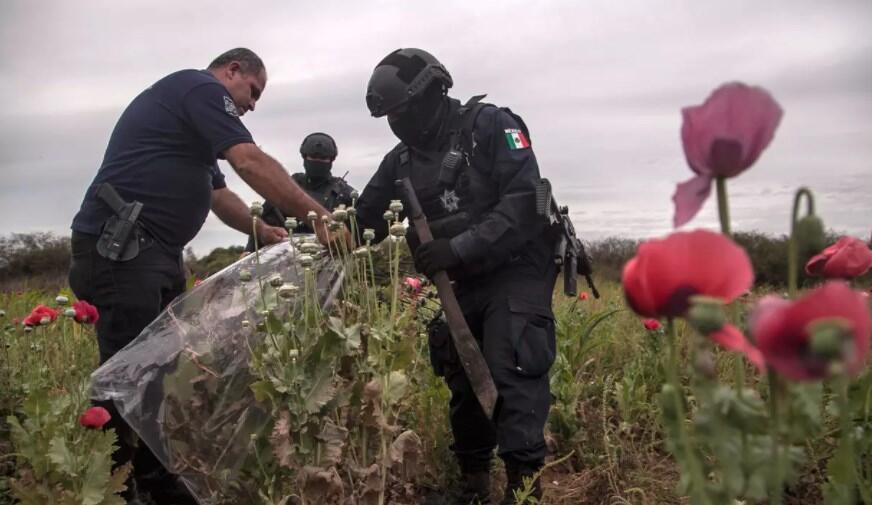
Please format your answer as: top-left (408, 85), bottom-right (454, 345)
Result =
top-left (2, 82), bottom-right (872, 505)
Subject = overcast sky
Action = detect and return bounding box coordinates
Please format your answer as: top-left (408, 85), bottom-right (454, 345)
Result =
top-left (2, 0), bottom-right (870, 255)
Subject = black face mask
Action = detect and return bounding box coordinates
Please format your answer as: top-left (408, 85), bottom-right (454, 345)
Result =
top-left (388, 87), bottom-right (446, 148)
top-left (303, 159), bottom-right (332, 181)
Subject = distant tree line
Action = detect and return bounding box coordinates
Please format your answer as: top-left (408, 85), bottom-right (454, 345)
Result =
top-left (1, 230), bottom-right (868, 293)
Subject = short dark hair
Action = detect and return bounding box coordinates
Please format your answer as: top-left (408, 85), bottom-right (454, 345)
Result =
top-left (208, 48), bottom-right (265, 75)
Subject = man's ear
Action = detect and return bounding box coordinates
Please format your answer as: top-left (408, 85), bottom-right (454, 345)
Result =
top-left (227, 61), bottom-right (242, 77)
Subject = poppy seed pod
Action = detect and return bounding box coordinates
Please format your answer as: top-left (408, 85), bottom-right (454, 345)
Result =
top-left (389, 200), bottom-right (404, 213)
top-left (794, 215), bottom-right (826, 257)
top-left (250, 201), bottom-right (264, 217)
top-left (687, 296), bottom-right (727, 335)
top-left (285, 217), bottom-right (298, 230)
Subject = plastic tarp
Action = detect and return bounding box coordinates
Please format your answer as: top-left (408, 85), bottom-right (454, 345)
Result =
top-left (91, 237), bottom-right (342, 503)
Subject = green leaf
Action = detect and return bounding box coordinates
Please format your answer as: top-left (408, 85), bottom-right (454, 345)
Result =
top-left (304, 369), bottom-right (335, 413)
top-left (48, 437), bottom-right (77, 477)
top-left (80, 443), bottom-right (113, 505)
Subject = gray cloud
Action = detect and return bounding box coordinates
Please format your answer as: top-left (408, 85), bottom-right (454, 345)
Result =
top-left (2, 0), bottom-right (871, 255)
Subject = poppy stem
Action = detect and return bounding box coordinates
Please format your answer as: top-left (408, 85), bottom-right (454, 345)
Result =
top-left (715, 177), bottom-right (731, 237)
top-left (788, 187), bottom-right (815, 298)
top-left (767, 371), bottom-right (787, 505)
top-left (835, 374), bottom-right (859, 501)
top-left (664, 318), bottom-right (711, 505)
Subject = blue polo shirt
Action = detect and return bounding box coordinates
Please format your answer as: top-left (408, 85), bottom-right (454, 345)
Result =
top-left (71, 69), bottom-right (254, 249)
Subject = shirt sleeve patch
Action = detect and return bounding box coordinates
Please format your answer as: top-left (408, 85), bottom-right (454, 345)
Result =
top-left (223, 96), bottom-right (239, 117)
top-left (504, 128), bottom-right (530, 150)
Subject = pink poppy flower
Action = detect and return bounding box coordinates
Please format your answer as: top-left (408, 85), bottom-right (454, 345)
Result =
top-left (622, 230), bottom-right (753, 318)
top-left (642, 319), bottom-right (661, 331)
top-left (751, 282), bottom-right (870, 381)
top-left (23, 305), bottom-right (59, 327)
top-left (72, 300), bottom-right (99, 325)
top-left (673, 82), bottom-right (783, 227)
top-left (805, 236), bottom-right (872, 280)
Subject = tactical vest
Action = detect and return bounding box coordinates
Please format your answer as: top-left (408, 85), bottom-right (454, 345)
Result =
top-left (398, 95), bottom-right (535, 276)
top-left (292, 173), bottom-right (351, 212)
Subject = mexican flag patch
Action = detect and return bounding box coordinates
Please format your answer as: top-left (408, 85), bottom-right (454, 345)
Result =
top-left (504, 128), bottom-right (530, 150)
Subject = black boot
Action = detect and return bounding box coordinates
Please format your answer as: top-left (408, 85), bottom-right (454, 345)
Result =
top-left (456, 470), bottom-right (491, 504)
top-left (501, 462), bottom-right (541, 505)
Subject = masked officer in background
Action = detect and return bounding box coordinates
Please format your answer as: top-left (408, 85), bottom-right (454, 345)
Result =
top-left (68, 48), bottom-right (340, 504)
top-left (245, 132), bottom-right (356, 251)
top-left (355, 48), bottom-right (558, 504)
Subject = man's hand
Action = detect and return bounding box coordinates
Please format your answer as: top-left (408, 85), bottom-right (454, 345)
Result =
top-left (314, 220), bottom-right (352, 248)
top-left (413, 238), bottom-right (460, 278)
top-left (256, 222), bottom-right (288, 246)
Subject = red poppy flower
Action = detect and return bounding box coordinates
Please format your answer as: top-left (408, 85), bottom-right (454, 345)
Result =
top-left (23, 304), bottom-right (59, 326)
top-left (751, 282), bottom-right (870, 381)
top-left (673, 82), bottom-right (783, 227)
top-left (403, 277), bottom-right (423, 296)
top-left (72, 300), bottom-right (99, 325)
top-left (622, 230), bottom-right (754, 318)
top-left (578, 292), bottom-right (589, 301)
top-left (193, 278), bottom-right (203, 287)
top-left (805, 236), bottom-right (872, 280)
top-left (642, 319), bottom-right (661, 331)
top-left (79, 406), bottom-right (111, 429)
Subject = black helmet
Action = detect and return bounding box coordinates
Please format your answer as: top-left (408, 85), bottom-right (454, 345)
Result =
top-left (366, 48), bottom-right (453, 118)
top-left (299, 132), bottom-right (337, 160)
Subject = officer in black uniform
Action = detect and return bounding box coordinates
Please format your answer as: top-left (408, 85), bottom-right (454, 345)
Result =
top-left (245, 132), bottom-right (356, 250)
top-left (355, 48), bottom-right (557, 504)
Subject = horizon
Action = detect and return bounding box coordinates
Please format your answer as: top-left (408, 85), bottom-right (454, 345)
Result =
top-left (2, 1), bottom-right (870, 256)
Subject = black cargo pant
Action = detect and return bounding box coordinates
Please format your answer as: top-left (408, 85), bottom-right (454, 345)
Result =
top-left (428, 256), bottom-right (558, 473)
top-left (69, 231), bottom-right (195, 504)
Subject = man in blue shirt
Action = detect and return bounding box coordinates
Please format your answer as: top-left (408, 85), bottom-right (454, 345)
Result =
top-left (69, 48), bottom-right (336, 504)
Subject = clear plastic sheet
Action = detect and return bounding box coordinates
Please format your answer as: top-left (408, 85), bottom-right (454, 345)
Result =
top-left (90, 236), bottom-right (342, 503)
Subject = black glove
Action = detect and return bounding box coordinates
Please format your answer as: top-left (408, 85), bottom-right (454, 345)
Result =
top-left (413, 238), bottom-right (460, 278)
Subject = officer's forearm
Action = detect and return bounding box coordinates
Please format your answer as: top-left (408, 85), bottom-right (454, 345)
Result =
top-left (225, 143), bottom-right (330, 221)
top-left (211, 187), bottom-right (258, 235)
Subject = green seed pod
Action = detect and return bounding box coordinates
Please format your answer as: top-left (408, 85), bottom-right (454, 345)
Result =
top-left (347, 207), bottom-right (357, 217)
top-left (39, 316), bottom-right (50, 325)
top-left (285, 217), bottom-right (298, 230)
top-left (307, 210), bottom-right (318, 222)
top-left (268, 274), bottom-right (283, 288)
top-left (241, 320), bottom-right (251, 329)
top-left (353, 246), bottom-right (370, 258)
top-left (389, 200), bottom-right (404, 213)
top-left (0, 310), bottom-right (6, 318)
top-left (239, 269), bottom-right (253, 282)
top-left (795, 215), bottom-right (826, 256)
top-left (332, 206), bottom-right (348, 222)
top-left (390, 223), bottom-right (406, 237)
top-left (363, 229), bottom-right (375, 242)
top-left (686, 295), bottom-right (726, 335)
top-left (351, 190), bottom-right (359, 200)
top-left (277, 283), bottom-right (299, 300)
top-left (250, 201), bottom-right (264, 217)
top-left (55, 295), bottom-right (69, 306)
top-left (299, 254), bottom-right (314, 268)
top-left (383, 210), bottom-right (395, 222)
top-left (300, 242), bottom-right (320, 255)
top-left (64, 308), bottom-right (76, 318)
top-left (807, 317), bottom-right (852, 362)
